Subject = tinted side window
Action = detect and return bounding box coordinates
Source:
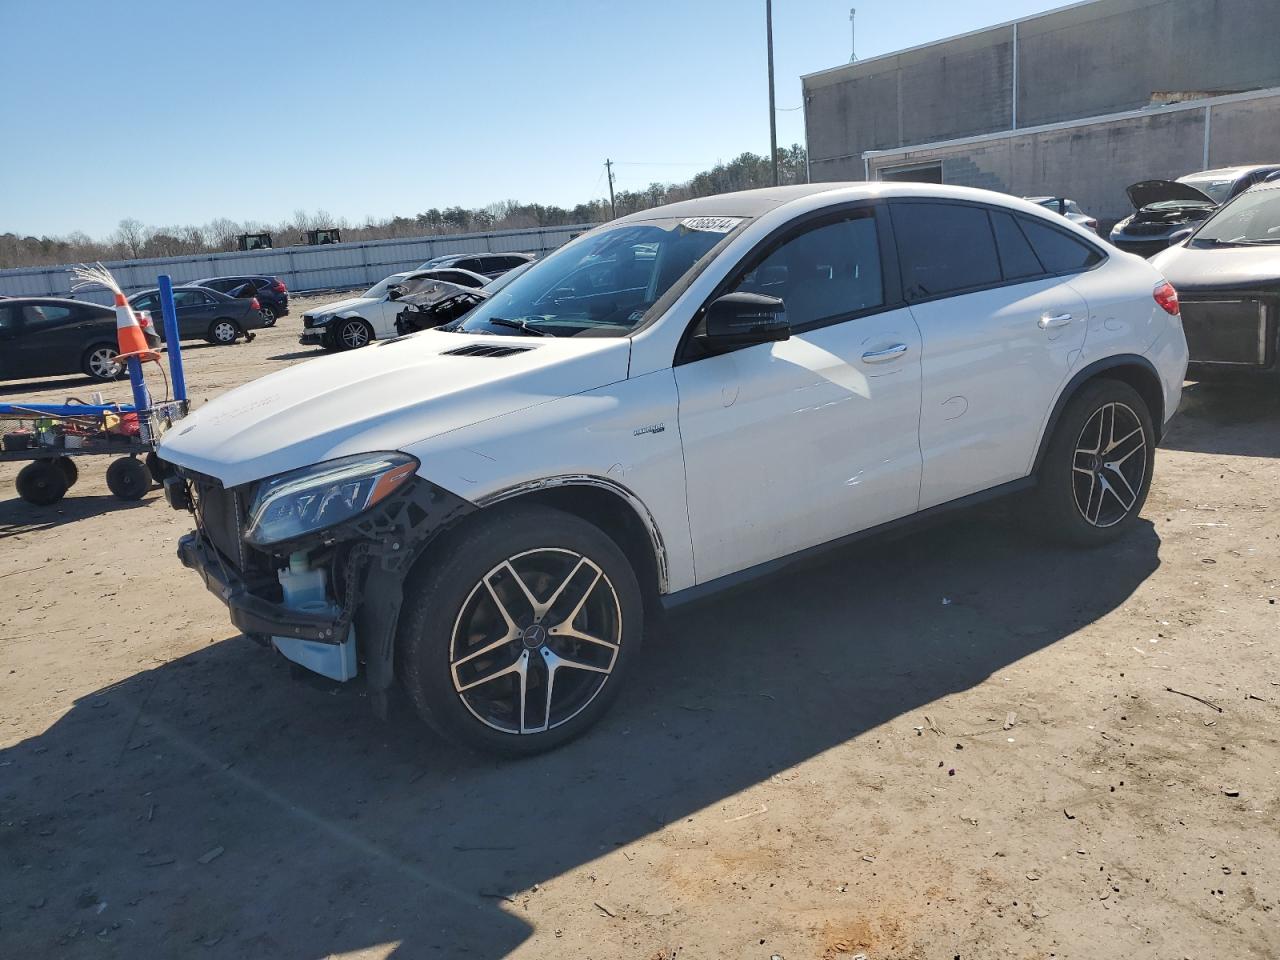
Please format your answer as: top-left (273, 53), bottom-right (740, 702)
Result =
top-left (1017, 217), bottom-right (1102, 273)
top-left (892, 203), bottom-right (1001, 299)
top-left (202, 279), bottom-right (232, 292)
top-left (728, 209), bottom-right (884, 332)
top-left (454, 258), bottom-right (481, 272)
top-left (21, 304), bottom-right (75, 331)
top-left (173, 290), bottom-right (207, 307)
top-left (132, 294), bottom-right (159, 313)
top-left (990, 212), bottom-right (1045, 281)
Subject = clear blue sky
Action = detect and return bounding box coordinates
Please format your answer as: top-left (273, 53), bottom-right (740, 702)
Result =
top-left (1, 0), bottom-right (1066, 237)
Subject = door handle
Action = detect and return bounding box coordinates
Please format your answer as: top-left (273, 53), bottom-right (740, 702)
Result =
top-left (1038, 312), bottom-right (1073, 329)
top-left (861, 343), bottom-right (908, 363)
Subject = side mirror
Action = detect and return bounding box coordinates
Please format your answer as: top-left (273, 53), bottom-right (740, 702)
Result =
top-left (697, 292), bottom-right (789, 353)
top-left (387, 286), bottom-right (403, 301)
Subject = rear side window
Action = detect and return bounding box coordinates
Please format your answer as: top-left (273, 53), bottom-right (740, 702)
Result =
top-left (891, 202), bottom-right (1001, 299)
top-left (990, 212), bottom-right (1044, 280)
top-left (20, 304), bottom-right (75, 331)
top-left (1018, 217), bottom-right (1102, 273)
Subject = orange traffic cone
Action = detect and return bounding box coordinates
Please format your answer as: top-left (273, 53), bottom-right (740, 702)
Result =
top-left (111, 291), bottom-right (160, 362)
top-left (70, 263), bottom-right (160, 364)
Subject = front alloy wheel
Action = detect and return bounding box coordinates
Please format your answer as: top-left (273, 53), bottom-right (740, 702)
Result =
top-left (451, 549), bottom-right (622, 735)
top-left (399, 505), bottom-right (643, 755)
top-left (337, 318), bottom-right (371, 349)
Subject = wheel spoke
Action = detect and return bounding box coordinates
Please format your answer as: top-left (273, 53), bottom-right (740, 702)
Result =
top-left (547, 565), bottom-right (603, 635)
top-left (1104, 467), bottom-right (1138, 510)
top-left (455, 648), bottom-right (524, 693)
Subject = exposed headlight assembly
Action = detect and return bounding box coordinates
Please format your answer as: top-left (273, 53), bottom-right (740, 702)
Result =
top-left (311, 313), bottom-right (333, 326)
top-left (244, 452), bottom-right (419, 546)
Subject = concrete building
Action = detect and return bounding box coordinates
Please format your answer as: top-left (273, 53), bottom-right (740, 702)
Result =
top-left (801, 0), bottom-right (1280, 227)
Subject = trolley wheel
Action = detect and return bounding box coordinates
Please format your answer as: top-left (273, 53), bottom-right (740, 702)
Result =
top-left (16, 460), bottom-right (69, 506)
top-left (55, 456), bottom-right (79, 488)
top-left (106, 456), bottom-right (151, 501)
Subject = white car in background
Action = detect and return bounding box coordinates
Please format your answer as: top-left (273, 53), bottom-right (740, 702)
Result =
top-left (160, 182), bottom-right (1188, 756)
top-left (299, 268), bottom-right (490, 350)
top-left (1027, 196), bottom-right (1100, 234)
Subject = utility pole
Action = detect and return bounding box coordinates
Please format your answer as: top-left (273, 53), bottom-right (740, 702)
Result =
top-left (849, 7), bottom-right (857, 62)
top-left (766, 0), bottom-right (778, 186)
top-left (605, 158), bottom-right (616, 219)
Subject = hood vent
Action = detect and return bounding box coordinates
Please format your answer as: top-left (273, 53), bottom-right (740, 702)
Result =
top-left (442, 343), bottom-right (535, 358)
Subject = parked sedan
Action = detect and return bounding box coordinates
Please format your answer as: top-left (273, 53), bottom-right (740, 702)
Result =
top-left (414, 252), bottom-right (533, 278)
top-left (0, 297), bottom-right (160, 382)
top-left (299, 271), bottom-right (468, 350)
top-left (191, 275), bottom-right (289, 326)
top-left (1027, 196), bottom-right (1099, 233)
top-left (129, 286), bottom-right (266, 345)
top-left (1151, 178), bottom-right (1280, 373)
top-left (1111, 165), bottom-right (1280, 257)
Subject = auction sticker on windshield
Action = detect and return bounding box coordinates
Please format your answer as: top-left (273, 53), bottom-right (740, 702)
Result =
top-left (681, 216), bottom-right (743, 233)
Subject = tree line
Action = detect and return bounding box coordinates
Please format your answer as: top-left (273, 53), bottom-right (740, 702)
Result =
top-left (0, 145), bottom-right (807, 270)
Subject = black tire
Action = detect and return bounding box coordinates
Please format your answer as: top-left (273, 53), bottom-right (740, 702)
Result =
top-left (16, 460), bottom-right (68, 506)
top-left (82, 343), bottom-right (124, 381)
top-left (1027, 378), bottom-right (1155, 547)
top-left (334, 317), bottom-right (373, 350)
top-left (207, 319), bottom-right (241, 345)
top-left (105, 456), bottom-right (151, 501)
top-left (55, 457), bottom-right (78, 488)
top-left (398, 504), bottom-right (644, 757)
top-left (260, 306), bottom-right (276, 327)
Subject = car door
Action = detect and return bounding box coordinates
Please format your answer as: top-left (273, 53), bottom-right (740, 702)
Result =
top-left (172, 289), bottom-right (215, 339)
top-left (891, 201), bottom-right (1093, 510)
top-left (0, 304), bottom-right (18, 379)
top-left (8, 303), bottom-right (83, 378)
top-left (674, 205), bottom-right (924, 584)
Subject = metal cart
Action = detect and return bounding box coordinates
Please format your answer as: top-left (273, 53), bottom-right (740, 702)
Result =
top-left (1, 275), bottom-right (190, 506)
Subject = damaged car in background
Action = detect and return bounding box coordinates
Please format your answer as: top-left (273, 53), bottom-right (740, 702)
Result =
top-left (1110, 165), bottom-right (1280, 257)
top-left (1151, 177), bottom-right (1280, 374)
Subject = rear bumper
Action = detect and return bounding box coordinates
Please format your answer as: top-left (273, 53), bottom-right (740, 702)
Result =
top-left (177, 531), bottom-right (347, 644)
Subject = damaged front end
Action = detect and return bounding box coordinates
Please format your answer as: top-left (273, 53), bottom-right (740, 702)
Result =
top-left (163, 455), bottom-right (473, 714)
top-left (393, 280), bottom-right (488, 336)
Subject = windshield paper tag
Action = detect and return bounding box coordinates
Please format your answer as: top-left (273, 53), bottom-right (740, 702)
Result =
top-left (680, 216), bottom-right (743, 233)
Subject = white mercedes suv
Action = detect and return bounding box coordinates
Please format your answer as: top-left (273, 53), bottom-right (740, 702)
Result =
top-left (157, 183), bottom-right (1188, 755)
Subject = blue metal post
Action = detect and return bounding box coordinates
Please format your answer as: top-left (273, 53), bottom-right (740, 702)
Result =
top-left (157, 274), bottom-right (187, 402)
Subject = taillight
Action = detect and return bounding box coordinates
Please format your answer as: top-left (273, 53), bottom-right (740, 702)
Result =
top-left (250, 297), bottom-right (261, 310)
top-left (273, 280), bottom-right (287, 293)
top-left (136, 310), bottom-right (152, 328)
top-left (1084, 218), bottom-right (1098, 230)
top-left (1153, 281), bottom-right (1179, 316)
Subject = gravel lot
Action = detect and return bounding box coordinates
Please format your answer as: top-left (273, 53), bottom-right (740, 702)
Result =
top-left (1, 293), bottom-right (1278, 959)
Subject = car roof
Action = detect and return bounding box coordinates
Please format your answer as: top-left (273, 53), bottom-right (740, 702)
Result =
top-left (192, 274), bottom-right (272, 282)
top-left (132, 284), bottom-right (228, 298)
top-left (1, 297), bottom-right (110, 309)
top-left (1182, 165), bottom-right (1280, 180)
top-left (618, 181), bottom-right (1078, 223)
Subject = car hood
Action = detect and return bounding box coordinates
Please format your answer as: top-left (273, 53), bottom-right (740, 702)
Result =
top-left (158, 332), bottom-right (632, 488)
top-left (398, 280), bottom-right (486, 307)
top-left (1126, 179), bottom-right (1216, 209)
top-left (303, 295), bottom-right (378, 316)
top-left (1150, 243), bottom-right (1280, 293)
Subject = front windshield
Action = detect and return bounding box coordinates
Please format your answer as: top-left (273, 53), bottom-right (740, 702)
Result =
top-left (362, 274), bottom-right (410, 299)
top-left (1190, 188), bottom-right (1280, 246)
top-left (446, 216), bottom-right (745, 337)
top-left (1178, 175), bottom-right (1237, 204)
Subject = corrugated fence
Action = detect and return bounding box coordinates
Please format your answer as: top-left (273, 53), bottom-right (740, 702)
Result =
top-left (0, 223), bottom-right (599, 303)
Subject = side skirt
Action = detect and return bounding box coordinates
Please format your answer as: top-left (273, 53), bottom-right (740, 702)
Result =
top-left (661, 476), bottom-right (1035, 611)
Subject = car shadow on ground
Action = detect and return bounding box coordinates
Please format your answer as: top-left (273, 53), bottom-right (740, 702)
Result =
top-left (0, 508), bottom-right (1160, 958)
top-left (0, 492), bottom-right (155, 541)
top-left (1162, 378), bottom-right (1280, 458)
top-left (0, 375), bottom-right (113, 397)
top-left (266, 350), bottom-right (324, 362)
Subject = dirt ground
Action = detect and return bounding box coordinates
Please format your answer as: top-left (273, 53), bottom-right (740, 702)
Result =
top-left (1, 293), bottom-right (1278, 960)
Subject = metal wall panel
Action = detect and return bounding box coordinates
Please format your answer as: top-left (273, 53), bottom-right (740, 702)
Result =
top-left (0, 223), bottom-right (599, 303)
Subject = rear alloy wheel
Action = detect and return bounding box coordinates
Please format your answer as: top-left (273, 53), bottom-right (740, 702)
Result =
top-left (336, 317), bottom-right (372, 350)
top-left (259, 306), bottom-right (277, 327)
top-left (83, 344), bottom-right (123, 381)
top-left (209, 320), bottom-right (240, 345)
top-left (399, 505), bottom-right (643, 756)
top-left (1028, 378), bottom-right (1155, 546)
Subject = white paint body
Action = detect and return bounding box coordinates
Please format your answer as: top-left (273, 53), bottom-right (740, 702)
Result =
top-left (160, 183), bottom-right (1188, 595)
